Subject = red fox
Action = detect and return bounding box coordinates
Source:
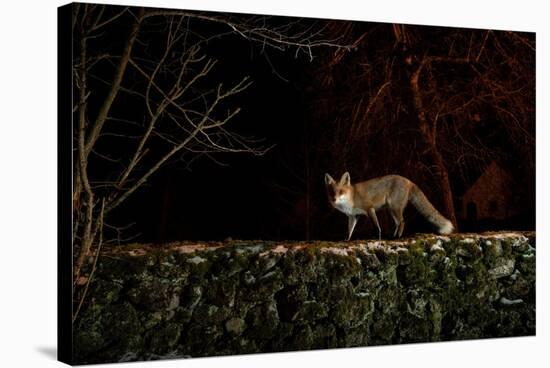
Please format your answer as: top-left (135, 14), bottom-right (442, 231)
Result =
top-left (324, 172), bottom-right (454, 240)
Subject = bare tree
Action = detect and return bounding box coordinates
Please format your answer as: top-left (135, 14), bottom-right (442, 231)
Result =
top-left (71, 4), bottom-right (350, 291)
top-left (309, 22), bottom-right (534, 230)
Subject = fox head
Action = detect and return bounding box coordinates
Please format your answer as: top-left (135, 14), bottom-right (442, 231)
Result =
top-left (324, 172), bottom-right (353, 208)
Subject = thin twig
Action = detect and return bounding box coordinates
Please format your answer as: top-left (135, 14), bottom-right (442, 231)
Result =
top-left (73, 198), bottom-right (105, 324)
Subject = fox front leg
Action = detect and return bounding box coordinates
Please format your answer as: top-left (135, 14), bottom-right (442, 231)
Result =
top-left (347, 215), bottom-right (358, 241)
top-left (368, 208), bottom-right (382, 240)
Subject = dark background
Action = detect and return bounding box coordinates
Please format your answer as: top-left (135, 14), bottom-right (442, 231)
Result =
top-left (79, 6), bottom-right (535, 243)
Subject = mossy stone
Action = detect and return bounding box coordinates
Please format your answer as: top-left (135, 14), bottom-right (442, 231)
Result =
top-left (74, 233), bottom-right (535, 364)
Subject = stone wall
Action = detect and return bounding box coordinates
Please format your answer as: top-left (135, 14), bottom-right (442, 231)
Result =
top-left (74, 232), bottom-right (536, 364)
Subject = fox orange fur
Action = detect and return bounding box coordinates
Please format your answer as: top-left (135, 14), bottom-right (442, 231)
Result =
top-left (324, 172), bottom-right (454, 240)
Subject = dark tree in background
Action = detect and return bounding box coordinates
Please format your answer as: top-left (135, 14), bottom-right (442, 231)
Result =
top-left (70, 3), bottom-right (350, 299)
top-left (305, 23), bottom-right (534, 231)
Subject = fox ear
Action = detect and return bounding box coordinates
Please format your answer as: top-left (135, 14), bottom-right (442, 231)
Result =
top-left (325, 173), bottom-right (336, 186)
top-left (340, 172), bottom-right (351, 186)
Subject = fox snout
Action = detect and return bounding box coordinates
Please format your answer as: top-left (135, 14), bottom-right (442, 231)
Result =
top-left (334, 194), bottom-right (349, 205)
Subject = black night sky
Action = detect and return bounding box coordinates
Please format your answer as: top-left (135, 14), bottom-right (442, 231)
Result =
top-left (73, 4), bottom-right (535, 245)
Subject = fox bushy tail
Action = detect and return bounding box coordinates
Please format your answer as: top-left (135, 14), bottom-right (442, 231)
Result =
top-left (409, 184), bottom-right (454, 234)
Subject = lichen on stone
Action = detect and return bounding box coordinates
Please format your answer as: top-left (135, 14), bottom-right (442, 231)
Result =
top-left (74, 231), bottom-right (536, 364)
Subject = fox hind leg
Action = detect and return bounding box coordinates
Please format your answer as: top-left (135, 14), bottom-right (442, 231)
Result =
top-left (390, 211), bottom-right (400, 237)
top-left (398, 217), bottom-right (405, 237)
top-left (389, 206), bottom-right (405, 238)
top-left (397, 216), bottom-right (405, 238)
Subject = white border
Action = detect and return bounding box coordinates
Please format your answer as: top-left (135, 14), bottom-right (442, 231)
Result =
top-left (0, 1), bottom-right (546, 367)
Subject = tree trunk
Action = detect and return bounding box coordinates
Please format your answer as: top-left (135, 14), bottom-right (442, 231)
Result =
top-left (409, 61), bottom-right (458, 229)
top-left (429, 145), bottom-right (458, 228)
top-left (74, 22), bottom-right (95, 281)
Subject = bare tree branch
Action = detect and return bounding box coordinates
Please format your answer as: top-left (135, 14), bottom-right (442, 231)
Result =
top-left (84, 7), bottom-right (144, 158)
top-left (71, 5), bottom-right (351, 291)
